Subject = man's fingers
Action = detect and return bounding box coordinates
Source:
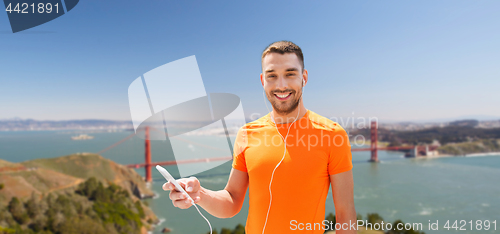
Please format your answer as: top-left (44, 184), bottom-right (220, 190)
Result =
top-left (163, 178), bottom-right (199, 192)
top-left (186, 179), bottom-right (194, 192)
top-left (186, 177), bottom-right (200, 192)
top-left (172, 197), bottom-right (193, 209)
top-left (177, 180), bottom-right (186, 189)
top-left (163, 180), bottom-right (185, 191)
top-left (162, 182), bottom-right (173, 191)
top-left (163, 177), bottom-right (201, 210)
top-left (169, 190), bottom-right (188, 201)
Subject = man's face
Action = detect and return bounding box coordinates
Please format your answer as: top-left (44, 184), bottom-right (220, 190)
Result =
top-left (261, 52), bottom-right (307, 116)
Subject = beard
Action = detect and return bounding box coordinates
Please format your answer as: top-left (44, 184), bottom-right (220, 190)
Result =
top-left (265, 87), bottom-right (303, 116)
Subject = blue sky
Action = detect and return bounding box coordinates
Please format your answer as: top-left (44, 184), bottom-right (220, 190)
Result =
top-left (1, 0), bottom-right (499, 122)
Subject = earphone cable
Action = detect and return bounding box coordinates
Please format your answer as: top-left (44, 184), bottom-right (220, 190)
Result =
top-left (193, 202), bottom-right (212, 234)
top-left (261, 85), bottom-right (303, 234)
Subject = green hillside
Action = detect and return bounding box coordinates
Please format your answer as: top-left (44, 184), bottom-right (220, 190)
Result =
top-left (21, 153), bottom-right (116, 181)
top-left (0, 153), bottom-right (160, 233)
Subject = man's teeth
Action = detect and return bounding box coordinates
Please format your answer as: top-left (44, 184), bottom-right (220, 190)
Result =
top-left (275, 93), bottom-right (291, 98)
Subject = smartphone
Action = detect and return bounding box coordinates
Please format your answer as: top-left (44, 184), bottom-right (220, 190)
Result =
top-left (156, 165), bottom-right (195, 205)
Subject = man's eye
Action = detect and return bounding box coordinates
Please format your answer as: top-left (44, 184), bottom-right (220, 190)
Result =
top-left (268, 75), bottom-right (276, 78)
top-left (287, 73), bottom-right (295, 76)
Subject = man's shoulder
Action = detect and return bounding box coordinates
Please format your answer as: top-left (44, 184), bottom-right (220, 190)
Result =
top-left (237, 114), bottom-right (273, 132)
top-left (235, 111), bottom-right (347, 133)
top-left (307, 110), bottom-right (346, 133)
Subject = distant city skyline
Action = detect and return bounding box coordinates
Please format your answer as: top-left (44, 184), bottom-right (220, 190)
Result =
top-left (1, 115), bottom-right (499, 132)
top-left (2, 114), bottom-right (499, 124)
top-left (1, 1), bottom-right (499, 122)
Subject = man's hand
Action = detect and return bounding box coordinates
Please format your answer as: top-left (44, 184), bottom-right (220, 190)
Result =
top-left (162, 176), bottom-right (202, 209)
top-left (160, 169), bottom-right (248, 218)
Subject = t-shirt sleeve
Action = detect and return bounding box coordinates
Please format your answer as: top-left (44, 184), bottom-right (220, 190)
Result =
top-left (328, 126), bottom-right (353, 175)
top-left (232, 126), bottom-right (248, 172)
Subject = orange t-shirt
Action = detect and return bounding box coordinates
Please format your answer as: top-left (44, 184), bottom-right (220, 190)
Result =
top-left (232, 109), bottom-right (353, 234)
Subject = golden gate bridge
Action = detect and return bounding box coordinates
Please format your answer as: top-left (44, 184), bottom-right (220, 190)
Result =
top-left (96, 121), bottom-right (424, 182)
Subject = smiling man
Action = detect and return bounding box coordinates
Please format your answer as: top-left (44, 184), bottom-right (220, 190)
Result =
top-left (163, 41), bottom-right (357, 234)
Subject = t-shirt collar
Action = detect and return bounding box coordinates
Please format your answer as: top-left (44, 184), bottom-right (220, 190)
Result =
top-left (266, 109), bottom-right (310, 126)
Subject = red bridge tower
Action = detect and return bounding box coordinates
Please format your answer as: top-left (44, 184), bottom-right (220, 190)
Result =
top-left (144, 126), bottom-right (152, 182)
top-left (369, 120), bottom-right (379, 162)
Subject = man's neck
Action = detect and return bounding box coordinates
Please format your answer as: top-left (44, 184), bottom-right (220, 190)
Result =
top-left (271, 104), bottom-right (308, 124)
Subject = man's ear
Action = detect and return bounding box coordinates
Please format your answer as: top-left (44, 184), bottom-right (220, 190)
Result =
top-left (260, 73), bottom-right (264, 87)
top-left (302, 69), bottom-right (308, 86)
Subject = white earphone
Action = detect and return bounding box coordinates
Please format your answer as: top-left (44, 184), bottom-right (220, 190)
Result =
top-left (261, 78), bottom-right (305, 234)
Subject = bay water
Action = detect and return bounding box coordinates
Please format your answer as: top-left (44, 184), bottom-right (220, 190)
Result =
top-left (0, 130), bottom-right (498, 234)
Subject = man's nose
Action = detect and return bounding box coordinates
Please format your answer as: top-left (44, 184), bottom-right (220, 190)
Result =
top-left (276, 76), bottom-right (288, 90)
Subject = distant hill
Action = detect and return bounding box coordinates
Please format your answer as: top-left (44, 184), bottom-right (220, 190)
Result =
top-left (0, 153), bottom-right (155, 206)
top-left (0, 119), bottom-right (133, 131)
top-left (448, 119), bottom-right (479, 127)
top-left (0, 118), bottom-right (256, 132)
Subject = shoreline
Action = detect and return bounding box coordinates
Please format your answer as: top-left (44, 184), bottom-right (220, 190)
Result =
top-left (461, 151), bottom-right (500, 157)
top-left (353, 140), bottom-right (500, 159)
top-left (410, 151), bottom-right (500, 160)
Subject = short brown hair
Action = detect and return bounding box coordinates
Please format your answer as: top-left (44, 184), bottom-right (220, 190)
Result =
top-left (261, 40), bottom-right (304, 71)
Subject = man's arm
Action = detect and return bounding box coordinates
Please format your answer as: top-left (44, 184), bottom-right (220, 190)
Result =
top-left (330, 169), bottom-right (357, 234)
top-left (198, 168), bottom-right (248, 218)
top-left (163, 168), bottom-right (249, 219)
